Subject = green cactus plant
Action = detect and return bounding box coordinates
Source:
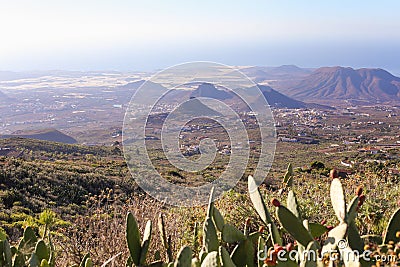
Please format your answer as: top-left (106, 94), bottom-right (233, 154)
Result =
top-left (345, 195), bottom-right (363, 253)
top-left (330, 176), bottom-right (347, 223)
top-left (202, 188), bottom-right (219, 254)
top-left (219, 246), bottom-right (235, 267)
top-left (287, 190), bottom-right (302, 221)
top-left (308, 223), bottom-right (328, 238)
top-left (84, 258), bottom-right (93, 267)
top-left (27, 238), bottom-right (56, 267)
top-left (199, 187), bottom-right (261, 267)
top-left (273, 200), bottom-right (315, 248)
top-left (79, 253), bottom-right (91, 267)
top-left (346, 196), bottom-right (360, 224)
top-left (158, 213), bottom-right (173, 263)
top-left (127, 212), bottom-right (142, 266)
top-left (257, 236), bottom-right (266, 267)
top-left (248, 175), bottom-right (282, 245)
top-left (283, 163), bottom-right (294, 188)
top-left (201, 251), bottom-right (220, 267)
top-left (0, 226), bottom-right (59, 267)
top-left (321, 223), bottom-right (348, 255)
top-left (203, 217), bottom-right (219, 254)
top-left (268, 170), bottom-right (376, 266)
top-left (382, 207), bottom-right (400, 245)
top-left (193, 222), bottom-right (199, 256)
top-left (126, 212), bottom-right (165, 267)
top-left (35, 240), bottom-right (50, 263)
top-left (174, 246), bottom-right (192, 267)
top-left (221, 224), bottom-right (246, 243)
top-left (230, 239), bottom-right (254, 267)
top-left (40, 259), bottom-right (50, 267)
top-left (212, 208), bottom-right (225, 233)
top-left (1, 239), bottom-right (12, 267)
top-left (75, 252), bottom-right (122, 267)
top-left (140, 220), bottom-right (152, 265)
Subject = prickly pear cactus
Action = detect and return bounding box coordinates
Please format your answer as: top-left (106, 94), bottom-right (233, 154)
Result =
top-left (248, 175), bottom-right (282, 245)
top-left (383, 207), bottom-right (400, 244)
top-left (140, 220), bottom-right (152, 265)
top-left (287, 190), bottom-right (302, 220)
top-left (126, 212), bottom-right (142, 266)
top-left (321, 223), bottom-right (348, 255)
top-left (274, 203), bottom-right (314, 247)
top-left (174, 246), bottom-right (192, 267)
top-left (159, 213), bottom-right (173, 263)
top-left (212, 208), bottom-right (225, 232)
top-left (201, 251), bottom-right (220, 267)
top-left (230, 239), bottom-right (254, 267)
top-left (330, 177), bottom-right (347, 223)
top-left (221, 224), bottom-right (246, 243)
top-left (219, 246), bottom-right (236, 267)
top-left (283, 163), bottom-right (294, 187)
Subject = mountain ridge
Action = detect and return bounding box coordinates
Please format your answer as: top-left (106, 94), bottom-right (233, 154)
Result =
top-left (281, 66), bottom-right (400, 103)
top-left (252, 85), bottom-right (333, 110)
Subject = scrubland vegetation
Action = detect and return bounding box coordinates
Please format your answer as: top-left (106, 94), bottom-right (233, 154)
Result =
top-left (0, 138), bottom-right (399, 266)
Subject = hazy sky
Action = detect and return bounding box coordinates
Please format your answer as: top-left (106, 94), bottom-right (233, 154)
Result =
top-left (1, 0), bottom-right (400, 73)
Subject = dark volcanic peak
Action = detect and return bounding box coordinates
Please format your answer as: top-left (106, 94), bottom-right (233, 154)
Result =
top-left (190, 83), bottom-right (233, 100)
top-left (285, 66), bottom-right (400, 102)
top-left (254, 85), bottom-right (306, 109)
top-left (247, 85), bottom-right (332, 110)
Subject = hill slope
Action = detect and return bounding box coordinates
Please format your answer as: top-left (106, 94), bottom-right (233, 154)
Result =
top-left (282, 67), bottom-right (400, 103)
top-left (239, 85), bottom-right (332, 109)
top-left (1, 129), bottom-right (77, 144)
top-left (253, 85), bottom-right (307, 108)
top-left (0, 138), bottom-right (128, 219)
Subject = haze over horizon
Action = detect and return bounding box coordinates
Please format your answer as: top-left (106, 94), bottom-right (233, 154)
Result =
top-left (1, 0), bottom-right (400, 75)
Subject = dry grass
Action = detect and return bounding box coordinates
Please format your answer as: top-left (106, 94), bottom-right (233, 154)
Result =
top-left (54, 188), bottom-right (262, 266)
top-left (56, 195), bottom-right (166, 266)
top-left (53, 169), bottom-right (400, 266)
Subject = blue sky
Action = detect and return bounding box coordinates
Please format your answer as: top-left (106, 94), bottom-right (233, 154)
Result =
top-left (1, 0), bottom-right (400, 73)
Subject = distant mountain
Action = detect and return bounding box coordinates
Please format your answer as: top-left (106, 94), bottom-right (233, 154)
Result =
top-left (249, 85), bottom-right (332, 109)
top-left (255, 85), bottom-right (307, 108)
top-left (120, 81), bottom-right (332, 111)
top-left (120, 80), bottom-right (146, 89)
top-left (282, 67), bottom-right (400, 103)
top-left (190, 83), bottom-right (233, 100)
top-left (240, 65), bottom-right (312, 83)
top-left (119, 80), bottom-right (169, 105)
top-left (120, 80), bottom-right (168, 94)
top-left (1, 129), bottom-right (77, 144)
top-left (268, 65), bottom-right (312, 76)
